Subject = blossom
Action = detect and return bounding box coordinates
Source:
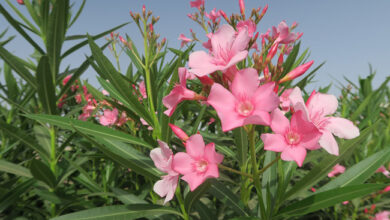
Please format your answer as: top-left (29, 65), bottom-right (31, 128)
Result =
top-left (207, 68), bottom-right (279, 132)
top-left (289, 87), bottom-right (360, 155)
top-left (150, 141), bottom-right (179, 204)
top-left (62, 75), bottom-right (72, 86)
top-left (163, 67), bottom-right (198, 116)
top-left (272, 21), bottom-right (298, 44)
top-left (205, 8), bottom-right (221, 23)
top-left (280, 88), bottom-right (294, 112)
top-left (79, 103), bottom-right (95, 121)
top-left (190, 0), bottom-right (204, 8)
top-left (189, 24), bottom-right (250, 77)
top-left (279, 61), bottom-right (314, 83)
top-left (99, 108), bottom-right (118, 126)
top-left (139, 81), bottom-right (147, 99)
top-left (172, 134), bottom-right (223, 191)
top-left (374, 211), bottom-right (390, 220)
top-left (178, 34), bottom-right (192, 48)
top-left (328, 164), bottom-right (346, 177)
top-left (75, 93), bottom-right (82, 103)
top-left (237, 20), bottom-right (256, 38)
top-left (376, 166), bottom-right (390, 178)
top-left (261, 109), bottom-right (322, 167)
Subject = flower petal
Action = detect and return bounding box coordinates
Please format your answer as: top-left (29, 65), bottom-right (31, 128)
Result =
top-left (172, 152), bottom-right (194, 175)
top-left (243, 110), bottom-right (270, 126)
top-left (252, 82), bottom-right (279, 112)
top-left (207, 83), bottom-right (243, 132)
top-left (225, 51), bottom-right (248, 70)
top-left (211, 24), bottom-right (236, 57)
top-left (186, 134), bottom-right (206, 159)
top-left (230, 26), bottom-right (250, 55)
top-left (262, 133), bottom-right (288, 152)
top-left (326, 117), bottom-right (359, 139)
top-left (204, 143), bottom-right (224, 164)
top-left (281, 146), bottom-right (307, 167)
top-left (230, 68), bottom-right (259, 98)
top-left (307, 93), bottom-right (338, 117)
top-left (270, 108), bottom-right (290, 134)
top-left (182, 172), bottom-right (207, 191)
top-left (318, 130), bottom-right (339, 155)
top-left (189, 51), bottom-right (221, 77)
top-left (204, 163), bottom-right (219, 179)
top-left (153, 175), bottom-right (179, 204)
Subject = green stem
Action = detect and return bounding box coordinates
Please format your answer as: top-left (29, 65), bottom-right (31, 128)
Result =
top-left (143, 19), bottom-right (161, 138)
top-left (175, 185), bottom-right (189, 220)
top-left (258, 155), bottom-right (281, 175)
top-left (49, 126), bottom-right (56, 217)
top-left (248, 126), bottom-right (266, 218)
top-left (218, 164), bottom-right (253, 179)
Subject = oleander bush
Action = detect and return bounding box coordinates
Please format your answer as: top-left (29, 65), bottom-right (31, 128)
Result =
top-left (0, 0), bottom-right (389, 219)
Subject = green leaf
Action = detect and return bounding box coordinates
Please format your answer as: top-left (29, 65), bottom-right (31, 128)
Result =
top-left (30, 159), bottom-right (56, 188)
top-left (4, 0), bottom-right (40, 34)
top-left (0, 120), bottom-right (50, 161)
top-left (68, 0), bottom-right (86, 28)
top-left (185, 179), bottom-right (212, 214)
top-left (0, 3), bottom-right (44, 54)
top-left (88, 36), bottom-right (153, 126)
top-left (0, 179), bottom-right (35, 212)
top-left (0, 45), bottom-right (37, 89)
top-left (317, 148), bottom-right (390, 193)
top-left (25, 114), bottom-right (153, 149)
top-left (233, 127), bottom-right (247, 168)
top-left (262, 151), bottom-right (277, 211)
top-left (284, 123), bottom-right (377, 200)
top-left (282, 42), bottom-right (300, 75)
top-left (36, 55), bottom-right (57, 114)
top-left (111, 188), bottom-right (147, 205)
top-left (61, 22), bottom-right (129, 59)
top-left (278, 184), bottom-right (385, 217)
top-left (0, 159), bottom-right (32, 178)
top-left (209, 180), bottom-right (249, 216)
top-left (47, 0), bottom-right (68, 77)
top-left (3, 62), bottom-right (19, 101)
top-left (51, 205), bottom-right (183, 220)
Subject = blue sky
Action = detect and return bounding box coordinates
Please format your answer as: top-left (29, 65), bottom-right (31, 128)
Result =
top-left (1, 0), bottom-right (389, 94)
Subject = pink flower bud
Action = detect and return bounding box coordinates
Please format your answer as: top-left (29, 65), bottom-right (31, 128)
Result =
top-left (265, 43), bottom-right (279, 64)
top-left (17, 0), bottom-right (24, 5)
top-left (219, 10), bottom-right (229, 22)
top-left (261, 4), bottom-right (268, 16)
top-left (119, 36), bottom-right (126, 44)
top-left (110, 32), bottom-right (114, 39)
top-left (279, 60), bottom-right (314, 83)
top-left (169, 124), bottom-right (189, 141)
top-left (239, 0), bottom-right (245, 17)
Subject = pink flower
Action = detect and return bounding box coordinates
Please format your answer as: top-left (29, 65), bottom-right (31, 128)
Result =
top-left (237, 20), bottom-right (256, 38)
top-left (139, 81), bottom-right (147, 99)
top-left (374, 211), bottom-right (390, 220)
top-left (62, 75), bottom-right (72, 86)
top-left (272, 21), bottom-right (298, 44)
top-left (202, 33), bottom-right (213, 51)
top-left (79, 104), bottom-right (95, 121)
top-left (99, 108), bottom-right (118, 126)
top-left (328, 164), bottom-right (346, 177)
top-left (172, 134), bottom-right (224, 191)
top-left (189, 24), bottom-right (250, 77)
top-left (207, 68), bottom-right (279, 132)
top-left (289, 88), bottom-right (360, 155)
top-left (150, 140), bottom-right (179, 204)
top-left (205, 8), bottom-right (221, 23)
top-left (376, 166), bottom-right (390, 178)
top-left (163, 67), bottom-right (198, 116)
top-left (140, 118), bottom-right (153, 130)
top-left (279, 61), bottom-right (314, 83)
top-left (342, 201), bottom-right (349, 205)
top-left (75, 93), bottom-right (82, 103)
top-left (261, 109), bottom-right (322, 167)
top-left (116, 112), bottom-right (128, 126)
top-left (190, 0), bottom-right (204, 8)
top-left (280, 88), bottom-right (294, 112)
top-left (178, 34), bottom-right (192, 48)
top-left (383, 185), bottom-right (390, 193)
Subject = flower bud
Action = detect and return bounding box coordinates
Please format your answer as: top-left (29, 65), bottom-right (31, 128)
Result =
top-left (169, 124), bottom-right (189, 141)
top-left (239, 0), bottom-right (245, 19)
top-left (279, 60), bottom-right (314, 83)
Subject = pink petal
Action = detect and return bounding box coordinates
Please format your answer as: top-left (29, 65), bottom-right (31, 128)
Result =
top-left (261, 133), bottom-right (288, 152)
top-left (182, 172), bottom-right (207, 191)
top-left (230, 27), bottom-right (250, 55)
top-left (189, 51), bottom-right (221, 77)
top-left (243, 110), bottom-right (270, 126)
top-left (153, 174), bottom-right (179, 204)
top-left (326, 117), bottom-right (359, 139)
top-left (291, 111), bottom-right (322, 149)
top-left (289, 87), bottom-right (310, 119)
top-left (186, 134), bottom-right (205, 159)
top-left (225, 51), bottom-right (248, 70)
top-left (252, 82), bottom-right (279, 112)
top-left (281, 146), bottom-right (307, 167)
top-left (172, 152), bottom-right (194, 175)
top-left (270, 108), bottom-right (290, 134)
top-left (204, 163), bottom-right (219, 179)
top-left (319, 130), bottom-right (339, 155)
top-left (230, 68), bottom-right (259, 98)
top-left (204, 143), bottom-right (224, 164)
top-left (307, 93), bottom-right (338, 117)
top-left (211, 24), bottom-right (236, 57)
top-left (207, 83), bottom-right (243, 132)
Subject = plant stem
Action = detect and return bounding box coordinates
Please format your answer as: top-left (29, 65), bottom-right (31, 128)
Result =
top-left (218, 164), bottom-right (253, 179)
top-left (49, 126), bottom-right (56, 217)
top-left (258, 155), bottom-right (281, 175)
top-left (143, 19), bottom-right (161, 138)
top-left (175, 185), bottom-right (189, 220)
top-left (248, 126), bottom-right (266, 218)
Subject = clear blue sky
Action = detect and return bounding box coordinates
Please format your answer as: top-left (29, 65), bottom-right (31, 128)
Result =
top-left (1, 0), bottom-right (389, 94)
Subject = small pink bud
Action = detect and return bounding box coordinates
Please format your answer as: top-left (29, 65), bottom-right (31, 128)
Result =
top-left (219, 10), bottom-right (229, 22)
top-left (265, 43), bottom-right (279, 64)
top-left (119, 36), bottom-right (126, 44)
top-left (142, 5), bottom-right (146, 14)
top-left (279, 60), bottom-right (314, 83)
top-left (277, 53), bottom-right (284, 66)
top-left (261, 4), bottom-right (268, 16)
top-left (110, 32), bottom-right (114, 39)
top-left (149, 23), bottom-right (154, 32)
top-left (291, 21), bottom-right (298, 29)
top-left (17, 0), bottom-right (24, 5)
top-left (169, 124), bottom-right (189, 141)
top-left (311, 187), bottom-right (316, 192)
top-left (239, 0), bottom-right (245, 18)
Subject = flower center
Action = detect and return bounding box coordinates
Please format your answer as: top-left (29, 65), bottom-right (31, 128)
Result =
top-left (285, 130), bottom-right (301, 145)
top-left (237, 100), bottom-right (254, 116)
top-left (195, 160), bottom-right (208, 173)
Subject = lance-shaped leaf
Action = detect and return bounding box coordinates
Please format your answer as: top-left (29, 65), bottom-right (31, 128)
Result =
top-left (185, 179), bottom-right (212, 214)
top-left (36, 55), bottom-right (56, 115)
top-left (0, 159), bottom-right (32, 178)
top-left (30, 159), bottom-right (56, 188)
